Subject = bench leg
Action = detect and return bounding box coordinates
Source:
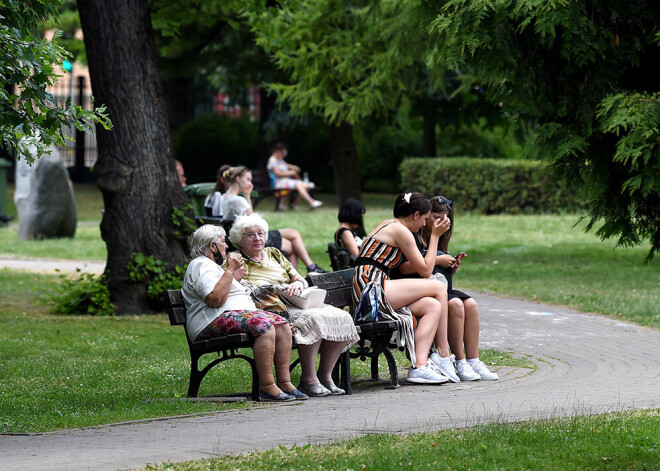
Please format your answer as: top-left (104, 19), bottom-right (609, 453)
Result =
top-left (332, 350), bottom-right (352, 395)
top-left (370, 356), bottom-right (380, 381)
top-left (382, 347), bottom-right (401, 389)
top-left (187, 352), bottom-right (204, 398)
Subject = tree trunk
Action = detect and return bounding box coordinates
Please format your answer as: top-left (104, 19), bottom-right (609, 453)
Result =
top-left (329, 122), bottom-right (361, 204)
top-left (78, 0), bottom-right (191, 314)
top-left (256, 86), bottom-right (277, 169)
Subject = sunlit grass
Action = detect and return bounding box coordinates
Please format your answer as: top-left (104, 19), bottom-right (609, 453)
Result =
top-left (143, 409), bottom-right (659, 471)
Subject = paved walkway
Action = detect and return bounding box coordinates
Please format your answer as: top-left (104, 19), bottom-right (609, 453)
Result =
top-left (0, 256), bottom-right (105, 275)
top-left (0, 259), bottom-right (658, 471)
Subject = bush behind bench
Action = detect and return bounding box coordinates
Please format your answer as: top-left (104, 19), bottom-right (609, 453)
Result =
top-left (400, 157), bottom-right (586, 214)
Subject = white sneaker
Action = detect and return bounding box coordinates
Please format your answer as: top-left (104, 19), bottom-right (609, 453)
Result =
top-left (455, 359), bottom-right (481, 381)
top-left (406, 364), bottom-right (447, 384)
top-left (311, 200), bottom-right (323, 209)
top-left (429, 352), bottom-right (460, 383)
top-left (468, 359), bottom-right (499, 381)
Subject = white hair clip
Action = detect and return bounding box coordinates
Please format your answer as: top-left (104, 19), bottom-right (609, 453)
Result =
top-left (403, 192), bottom-right (412, 203)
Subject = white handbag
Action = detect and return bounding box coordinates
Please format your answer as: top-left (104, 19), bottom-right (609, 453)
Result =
top-left (276, 286), bottom-right (327, 309)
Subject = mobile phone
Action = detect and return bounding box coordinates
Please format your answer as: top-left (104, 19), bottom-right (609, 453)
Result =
top-left (455, 252), bottom-right (467, 261)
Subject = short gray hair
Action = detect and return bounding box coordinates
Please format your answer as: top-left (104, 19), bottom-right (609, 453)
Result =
top-left (189, 224), bottom-right (226, 258)
top-left (229, 213), bottom-right (269, 247)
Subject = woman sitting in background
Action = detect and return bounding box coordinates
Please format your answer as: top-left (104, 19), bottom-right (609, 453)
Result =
top-left (267, 142), bottom-right (323, 209)
top-left (334, 197), bottom-right (367, 261)
top-left (204, 164), bottom-right (230, 218)
top-left (181, 224), bottom-right (304, 402)
top-left (221, 165), bottom-right (326, 274)
top-left (229, 213), bottom-right (359, 396)
top-left (397, 196), bottom-right (498, 381)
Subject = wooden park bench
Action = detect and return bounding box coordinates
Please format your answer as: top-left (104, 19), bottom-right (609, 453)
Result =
top-left (306, 269), bottom-right (402, 391)
top-left (163, 283), bottom-right (353, 401)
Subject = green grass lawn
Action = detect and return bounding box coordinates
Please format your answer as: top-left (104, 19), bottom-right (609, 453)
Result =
top-left (141, 409), bottom-right (659, 470)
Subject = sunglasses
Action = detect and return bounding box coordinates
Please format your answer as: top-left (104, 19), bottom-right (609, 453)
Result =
top-left (435, 196), bottom-right (453, 207)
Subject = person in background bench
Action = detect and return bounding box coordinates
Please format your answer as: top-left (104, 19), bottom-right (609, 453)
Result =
top-left (267, 142), bottom-right (323, 209)
top-left (229, 213), bottom-right (359, 397)
top-left (176, 160), bottom-right (187, 187)
top-left (352, 192), bottom-right (459, 384)
top-left (222, 166), bottom-right (326, 274)
top-left (204, 164), bottom-right (230, 218)
top-left (335, 197), bottom-right (367, 262)
top-left (182, 224), bottom-right (307, 402)
top-left (397, 196), bottom-right (498, 382)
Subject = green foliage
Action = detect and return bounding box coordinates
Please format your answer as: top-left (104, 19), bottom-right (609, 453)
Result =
top-left (400, 157), bottom-right (585, 214)
top-left (0, 0), bottom-right (111, 162)
top-left (354, 110), bottom-right (423, 192)
top-left (44, 270), bottom-right (115, 316)
top-left (427, 0), bottom-right (660, 259)
top-left (593, 92), bottom-right (660, 258)
top-left (170, 203), bottom-right (198, 238)
top-left (127, 253), bottom-right (187, 304)
top-left (246, 0), bottom-right (431, 125)
top-left (171, 114), bottom-right (258, 183)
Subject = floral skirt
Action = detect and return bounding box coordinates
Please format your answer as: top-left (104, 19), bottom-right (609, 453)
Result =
top-left (288, 304), bottom-right (360, 352)
top-left (194, 309), bottom-right (288, 342)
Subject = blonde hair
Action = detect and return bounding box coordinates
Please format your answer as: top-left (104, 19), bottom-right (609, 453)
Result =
top-left (223, 166), bottom-right (249, 184)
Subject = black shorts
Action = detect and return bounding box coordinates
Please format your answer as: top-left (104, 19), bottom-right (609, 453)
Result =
top-left (266, 230), bottom-right (282, 250)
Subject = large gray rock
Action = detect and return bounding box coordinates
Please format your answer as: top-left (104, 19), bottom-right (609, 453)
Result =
top-left (14, 149), bottom-right (77, 240)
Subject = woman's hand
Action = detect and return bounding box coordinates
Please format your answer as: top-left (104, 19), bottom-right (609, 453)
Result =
top-left (233, 266), bottom-right (246, 281)
top-left (450, 256), bottom-right (462, 275)
top-left (438, 254), bottom-right (456, 268)
top-left (285, 278), bottom-right (306, 296)
top-left (242, 181), bottom-right (254, 195)
top-left (226, 252), bottom-right (244, 273)
top-left (431, 215), bottom-right (451, 237)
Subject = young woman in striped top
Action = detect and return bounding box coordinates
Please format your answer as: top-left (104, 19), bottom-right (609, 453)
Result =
top-left (352, 192), bottom-right (458, 384)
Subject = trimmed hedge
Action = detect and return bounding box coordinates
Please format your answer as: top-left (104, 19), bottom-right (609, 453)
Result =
top-left (400, 157), bottom-right (585, 214)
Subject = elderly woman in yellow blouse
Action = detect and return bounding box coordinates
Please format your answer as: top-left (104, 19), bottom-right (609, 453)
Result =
top-left (228, 213), bottom-right (360, 397)
top-left (182, 224), bottom-right (306, 402)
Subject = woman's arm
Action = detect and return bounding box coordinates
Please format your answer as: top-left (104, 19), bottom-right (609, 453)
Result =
top-left (340, 229), bottom-right (360, 257)
top-left (398, 253), bottom-right (455, 275)
top-left (271, 163), bottom-right (298, 178)
top-left (204, 256), bottom-right (242, 307)
top-left (391, 219), bottom-right (450, 278)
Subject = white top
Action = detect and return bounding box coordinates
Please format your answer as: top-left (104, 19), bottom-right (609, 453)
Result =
top-left (221, 193), bottom-right (250, 222)
top-left (204, 191), bottom-right (223, 217)
top-left (181, 256), bottom-right (256, 341)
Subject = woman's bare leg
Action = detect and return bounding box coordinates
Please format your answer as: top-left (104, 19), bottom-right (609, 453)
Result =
top-left (384, 278), bottom-right (446, 311)
top-left (273, 323), bottom-right (295, 392)
top-left (297, 340), bottom-right (322, 385)
top-left (462, 298), bottom-right (481, 360)
top-left (406, 297), bottom-right (442, 366)
top-left (252, 326), bottom-right (278, 395)
top-left (295, 181), bottom-right (316, 206)
top-left (317, 340), bottom-right (350, 384)
top-left (279, 237), bottom-right (298, 268)
top-left (447, 298), bottom-right (466, 360)
top-left (279, 228), bottom-right (314, 267)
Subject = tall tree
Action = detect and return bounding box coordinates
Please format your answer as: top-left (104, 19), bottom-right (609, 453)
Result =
top-left (245, 0), bottom-right (430, 202)
top-left (0, 0), bottom-right (109, 162)
top-left (77, 0), bottom-right (191, 314)
top-left (427, 0), bottom-right (660, 259)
